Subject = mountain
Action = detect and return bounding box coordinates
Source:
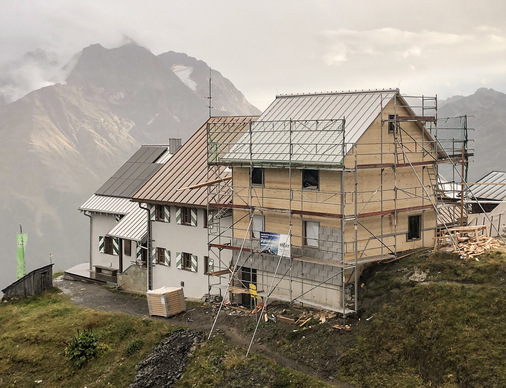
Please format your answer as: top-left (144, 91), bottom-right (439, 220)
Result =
top-left (438, 88), bottom-right (506, 182)
top-left (0, 43), bottom-right (260, 291)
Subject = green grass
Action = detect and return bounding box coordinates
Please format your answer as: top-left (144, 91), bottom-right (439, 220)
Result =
top-left (0, 287), bottom-right (173, 387)
top-left (337, 249), bottom-right (506, 387)
top-left (177, 335), bottom-right (332, 388)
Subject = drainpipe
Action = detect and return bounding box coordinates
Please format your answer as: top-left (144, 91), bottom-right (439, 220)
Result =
top-left (83, 211), bottom-right (93, 272)
top-left (139, 203), bottom-right (152, 290)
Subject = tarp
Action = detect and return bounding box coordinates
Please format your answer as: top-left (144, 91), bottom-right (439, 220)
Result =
top-left (16, 233), bottom-right (28, 280)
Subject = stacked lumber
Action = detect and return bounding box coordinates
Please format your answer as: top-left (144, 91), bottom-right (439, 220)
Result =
top-left (456, 237), bottom-right (503, 260)
top-left (147, 286), bottom-right (186, 317)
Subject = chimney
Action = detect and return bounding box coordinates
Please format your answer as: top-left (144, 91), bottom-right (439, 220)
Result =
top-left (168, 138), bottom-right (182, 154)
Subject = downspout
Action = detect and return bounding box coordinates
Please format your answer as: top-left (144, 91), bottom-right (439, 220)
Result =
top-left (139, 203), bottom-right (152, 290)
top-left (83, 211), bottom-right (93, 272)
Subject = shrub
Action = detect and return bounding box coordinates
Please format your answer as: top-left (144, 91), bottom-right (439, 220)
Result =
top-left (126, 338), bottom-right (144, 355)
top-left (65, 329), bottom-right (98, 368)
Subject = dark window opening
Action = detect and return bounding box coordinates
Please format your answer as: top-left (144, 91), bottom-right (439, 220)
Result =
top-left (388, 114), bottom-right (396, 133)
top-left (204, 209), bottom-right (208, 228)
top-left (155, 205), bottom-right (164, 221)
top-left (182, 252), bottom-right (192, 270)
top-left (302, 169), bottom-right (319, 190)
top-left (124, 240), bottom-right (131, 256)
top-left (182, 207), bottom-right (192, 225)
top-left (252, 168), bottom-right (264, 185)
top-left (407, 215), bottom-right (421, 241)
top-left (104, 236), bottom-right (114, 255)
top-left (204, 256), bottom-right (211, 274)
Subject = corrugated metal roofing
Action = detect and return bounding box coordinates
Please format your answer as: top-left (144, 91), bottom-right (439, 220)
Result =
top-left (79, 194), bottom-right (138, 215)
top-left (221, 90), bottom-right (397, 165)
top-left (468, 171), bottom-right (506, 201)
top-left (95, 145), bottom-right (169, 198)
top-left (107, 205), bottom-right (147, 242)
top-left (133, 116), bottom-right (258, 206)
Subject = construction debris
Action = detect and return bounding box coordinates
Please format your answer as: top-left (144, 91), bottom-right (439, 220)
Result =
top-left (332, 324), bottom-right (351, 331)
top-left (435, 225), bottom-right (504, 259)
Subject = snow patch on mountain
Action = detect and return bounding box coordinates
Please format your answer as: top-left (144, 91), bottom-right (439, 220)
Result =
top-left (171, 65), bottom-right (197, 91)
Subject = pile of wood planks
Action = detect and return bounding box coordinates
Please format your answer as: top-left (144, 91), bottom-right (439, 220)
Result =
top-left (457, 236), bottom-right (503, 260)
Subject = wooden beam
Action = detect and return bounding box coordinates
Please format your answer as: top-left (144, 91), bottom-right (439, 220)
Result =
top-left (177, 176), bottom-right (232, 191)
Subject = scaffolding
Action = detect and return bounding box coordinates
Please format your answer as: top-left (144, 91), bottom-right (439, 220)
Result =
top-left (206, 92), bottom-right (471, 318)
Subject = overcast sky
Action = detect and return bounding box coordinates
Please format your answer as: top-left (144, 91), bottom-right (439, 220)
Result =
top-left (1, 0), bottom-right (505, 110)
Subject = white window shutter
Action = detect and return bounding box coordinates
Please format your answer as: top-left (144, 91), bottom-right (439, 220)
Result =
top-left (191, 208), bottom-right (198, 227)
top-left (98, 236), bottom-right (105, 253)
top-left (165, 250), bottom-right (171, 266)
top-left (208, 258), bottom-right (214, 273)
top-left (149, 204), bottom-right (156, 221)
top-left (164, 206), bottom-right (170, 223)
top-left (136, 242), bottom-right (142, 259)
top-left (175, 207), bottom-right (182, 224)
top-left (191, 254), bottom-right (198, 272)
top-left (113, 237), bottom-right (119, 256)
top-left (176, 252), bottom-right (182, 269)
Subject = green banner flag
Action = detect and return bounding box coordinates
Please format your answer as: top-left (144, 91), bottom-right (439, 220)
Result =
top-left (16, 233), bottom-right (28, 280)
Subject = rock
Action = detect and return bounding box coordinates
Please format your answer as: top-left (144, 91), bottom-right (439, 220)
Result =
top-left (129, 329), bottom-right (204, 388)
top-left (408, 268), bottom-right (427, 282)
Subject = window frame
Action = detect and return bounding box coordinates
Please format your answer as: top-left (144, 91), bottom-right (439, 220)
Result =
top-left (388, 114), bottom-right (396, 133)
top-left (156, 247), bottom-right (166, 265)
top-left (252, 214), bottom-right (265, 239)
top-left (182, 252), bottom-right (192, 271)
top-left (407, 214), bottom-right (422, 241)
top-left (204, 256), bottom-right (211, 274)
top-left (251, 168), bottom-right (264, 186)
top-left (304, 220), bottom-right (320, 248)
top-left (302, 169), bottom-right (319, 190)
top-left (155, 205), bottom-right (164, 222)
top-left (181, 207), bottom-right (192, 226)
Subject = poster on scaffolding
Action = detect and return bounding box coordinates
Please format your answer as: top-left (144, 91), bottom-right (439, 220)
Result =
top-left (259, 232), bottom-right (290, 256)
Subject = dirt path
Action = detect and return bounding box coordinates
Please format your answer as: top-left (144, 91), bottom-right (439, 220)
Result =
top-left (54, 276), bottom-right (349, 387)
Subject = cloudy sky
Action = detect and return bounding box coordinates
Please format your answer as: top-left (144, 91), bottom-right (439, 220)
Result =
top-left (1, 0), bottom-right (505, 110)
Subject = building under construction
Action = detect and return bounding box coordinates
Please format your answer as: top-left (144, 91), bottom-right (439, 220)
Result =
top-left (206, 89), bottom-right (470, 314)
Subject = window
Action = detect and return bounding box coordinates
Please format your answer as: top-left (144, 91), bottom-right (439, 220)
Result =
top-left (252, 214), bottom-right (264, 239)
top-left (182, 207), bottom-right (192, 225)
top-left (104, 236), bottom-right (114, 255)
top-left (182, 252), bottom-right (192, 270)
top-left (252, 168), bottom-right (264, 186)
top-left (304, 221), bottom-right (319, 247)
top-left (407, 215), bottom-right (421, 241)
top-left (204, 256), bottom-right (214, 274)
top-left (124, 240), bottom-right (131, 256)
top-left (388, 114), bottom-right (396, 133)
top-left (157, 247), bottom-right (166, 265)
top-left (204, 209), bottom-right (208, 228)
top-left (155, 205), bottom-right (164, 221)
top-left (302, 169), bottom-right (319, 190)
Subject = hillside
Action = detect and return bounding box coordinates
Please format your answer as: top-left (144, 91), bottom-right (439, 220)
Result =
top-left (1, 248), bottom-right (504, 387)
top-left (0, 43), bottom-right (260, 291)
top-left (438, 88), bottom-right (506, 181)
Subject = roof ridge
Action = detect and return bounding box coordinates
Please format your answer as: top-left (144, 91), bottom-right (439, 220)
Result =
top-left (276, 89), bottom-right (399, 98)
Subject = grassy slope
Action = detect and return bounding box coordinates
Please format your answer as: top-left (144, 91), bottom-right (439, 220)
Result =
top-left (0, 288), bottom-right (174, 387)
top-left (337, 249), bottom-right (506, 387)
top-left (0, 288), bottom-right (329, 387)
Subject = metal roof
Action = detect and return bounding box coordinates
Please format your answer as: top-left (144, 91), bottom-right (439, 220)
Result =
top-left (79, 194), bottom-right (138, 215)
top-left (107, 205), bottom-right (147, 242)
top-left (468, 171), bottom-right (506, 201)
top-left (221, 90), bottom-right (397, 165)
top-left (95, 145), bottom-right (169, 198)
top-left (133, 116), bottom-right (258, 206)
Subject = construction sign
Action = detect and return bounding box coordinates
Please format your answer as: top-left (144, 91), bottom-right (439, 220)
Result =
top-left (259, 232), bottom-right (291, 256)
